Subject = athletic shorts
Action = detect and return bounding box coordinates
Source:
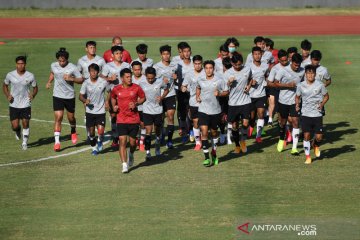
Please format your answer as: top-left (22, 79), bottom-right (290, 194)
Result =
top-left (162, 95), bottom-right (176, 112)
top-left (198, 112), bottom-right (221, 130)
top-left (9, 107), bottom-right (31, 121)
top-left (219, 96), bottom-right (229, 114)
top-left (278, 103), bottom-right (300, 118)
top-left (53, 96), bottom-right (75, 113)
top-left (176, 90), bottom-right (190, 121)
top-left (138, 111), bottom-right (144, 122)
top-left (86, 113), bottom-right (106, 128)
top-left (301, 116), bottom-right (323, 134)
top-left (189, 106), bottom-right (199, 120)
top-left (227, 104), bottom-right (251, 122)
top-left (251, 96), bottom-right (267, 109)
top-left (266, 87), bottom-right (280, 97)
top-left (117, 123), bottom-right (139, 138)
top-left (142, 113), bottom-right (163, 127)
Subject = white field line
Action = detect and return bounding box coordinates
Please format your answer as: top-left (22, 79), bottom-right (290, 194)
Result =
top-left (0, 115), bottom-right (111, 168)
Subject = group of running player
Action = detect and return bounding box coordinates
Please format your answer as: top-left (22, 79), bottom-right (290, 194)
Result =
top-left (3, 36), bottom-right (330, 173)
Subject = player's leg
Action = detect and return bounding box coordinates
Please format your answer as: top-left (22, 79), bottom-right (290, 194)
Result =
top-left (54, 110), bottom-right (64, 151)
top-left (290, 107), bottom-right (300, 155)
top-left (88, 124), bottom-right (98, 155)
top-left (154, 114), bottom-right (163, 156)
top-left (248, 101), bottom-right (256, 137)
top-left (119, 134), bottom-right (129, 173)
top-left (313, 117), bottom-right (324, 159)
top-left (95, 114), bottom-right (105, 152)
top-left (139, 112), bottom-right (146, 151)
top-left (277, 103), bottom-right (288, 152)
top-left (143, 113), bottom-right (153, 161)
top-left (10, 109), bottom-right (21, 141)
top-left (166, 108), bottom-right (176, 149)
top-left (20, 114), bottom-right (30, 150)
top-left (199, 113), bottom-right (211, 166)
top-left (128, 124), bottom-right (139, 168)
top-left (110, 113), bottom-right (119, 148)
top-left (65, 98), bottom-right (77, 144)
top-left (255, 103), bottom-right (265, 143)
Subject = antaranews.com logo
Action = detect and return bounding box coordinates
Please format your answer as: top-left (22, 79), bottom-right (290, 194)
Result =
top-left (238, 222), bottom-right (317, 236)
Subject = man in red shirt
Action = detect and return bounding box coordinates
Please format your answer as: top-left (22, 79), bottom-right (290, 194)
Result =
top-left (103, 36), bottom-right (132, 64)
top-left (111, 68), bottom-right (145, 173)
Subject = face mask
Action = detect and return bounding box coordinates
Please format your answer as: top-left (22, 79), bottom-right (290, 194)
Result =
top-left (229, 47), bottom-right (236, 53)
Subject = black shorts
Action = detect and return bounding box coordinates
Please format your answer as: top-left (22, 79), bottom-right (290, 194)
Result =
top-left (219, 96), bottom-right (229, 114)
top-left (86, 113), bottom-right (106, 128)
top-left (266, 87), bottom-right (280, 97)
top-left (142, 113), bottom-right (163, 127)
top-left (251, 96), bottom-right (267, 109)
top-left (9, 107), bottom-right (31, 121)
top-left (117, 123), bottom-right (139, 138)
top-left (227, 104), bottom-right (251, 122)
top-left (138, 111), bottom-right (144, 122)
top-left (198, 112), bottom-right (221, 130)
top-left (301, 116), bottom-right (323, 134)
top-left (162, 95), bottom-right (177, 112)
top-left (278, 103), bottom-right (300, 118)
top-left (176, 90), bottom-right (190, 121)
top-left (53, 96), bottom-right (75, 113)
top-left (189, 106), bottom-right (199, 120)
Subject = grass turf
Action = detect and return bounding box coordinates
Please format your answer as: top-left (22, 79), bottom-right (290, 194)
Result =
top-left (0, 36), bottom-right (359, 239)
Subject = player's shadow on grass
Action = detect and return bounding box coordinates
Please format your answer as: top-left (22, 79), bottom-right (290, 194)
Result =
top-left (27, 134), bottom-right (88, 151)
top-left (314, 145), bottom-right (356, 162)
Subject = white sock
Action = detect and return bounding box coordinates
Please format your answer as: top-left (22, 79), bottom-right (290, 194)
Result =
top-left (303, 140), bottom-right (311, 156)
top-left (256, 119), bottom-right (264, 138)
top-left (22, 128), bottom-right (29, 143)
top-left (54, 131), bottom-right (60, 144)
top-left (193, 127), bottom-right (200, 144)
top-left (212, 137), bottom-right (218, 151)
top-left (140, 128), bottom-right (146, 144)
top-left (227, 123), bottom-right (232, 142)
top-left (268, 117), bottom-right (273, 123)
top-left (292, 128), bottom-right (300, 150)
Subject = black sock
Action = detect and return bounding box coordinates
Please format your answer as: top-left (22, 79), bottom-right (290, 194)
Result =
top-left (202, 139), bottom-right (210, 159)
top-left (220, 123), bottom-right (226, 134)
top-left (145, 135), bottom-right (151, 151)
top-left (167, 124), bottom-right (174, 142)
top-left (314, 139), bottom-right (321, 147)
top-left (90, 136), bottom-right (97, 147)
top-left (71, 126), bottom-right (76, 134)
top-left (232, 129), bottom-right (240, 147)
top-left (279, 126), bottom-right (286, 140)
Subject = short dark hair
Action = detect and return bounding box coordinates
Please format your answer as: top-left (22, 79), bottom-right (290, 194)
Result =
top-left (111, 45), bottom-right (124, 54)
top-left (192, 55), bottom-right (203, 62)
top-left (15, 55), bottom-right (27, 63)
top-left (179, 42), bottom-right (191, 51)
top-left (159, 45), bottom-right (171, 54)
top-left (252, 46), bottom-right (262, 54)
top-left (278, 49), bottom-right (288, 59)
top-left (177, 41), bottom-right (188, 49)
top-left (131, 60), bottom-right (142, 68)
top-left (88, 63), bottom-right (99, 73)
top-left (145, 66), bottom-right (156, 75)
top-left (305, 64), bottom-right (317, 73)
top-left (264, 38), bottom-right (274, 48)
top-left (56, 47), bottom-right (69, 60)
top-left (310, 50), bottom-right (322, 61)
top-left (203, 60), bottom-right (215, 68)
top-left (231, 52), bottom-right (243, 63)
top-left (222, 57), bottom-right (232, 70)
top-left (120, 68), bottom-right (132, 77)
top-left (254, 36), bottom-right (265, 44)
top-left (224, 37), bottom-right (240, 47)
top-left (301, 39), bottom-right (312, 51)
top-left (219, 44), bottom-right (229, 53)
top-left (86, 41), bottom-right (97, 47)
top-left (291, 53), bottom-right (303, 64)
top-left (136, 44), bottom-right (148, 54)
top-left (287, 47), bottom-right (298, 55)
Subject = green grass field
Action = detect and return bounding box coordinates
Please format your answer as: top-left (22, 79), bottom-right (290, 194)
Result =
top-left (0, 36), bottom-right (359, 239)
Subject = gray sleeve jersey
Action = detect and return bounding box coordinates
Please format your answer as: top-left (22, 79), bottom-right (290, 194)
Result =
top-left (225, 67), bottom-right (252, 106)
top-left (134, 58), bottom-right (154, 74)
top-left (214, 57), bottom-right (223, 73)
top-left (4, 70), bottom-right (37, 108)
top-left (171, 56), bottom-right (181, 65)
top-left (101, 62), bottom-right (130, 81)
top-left (301, 56), bottom-right (311, 68)
top-left (197, 74), bottom-right (228, 115)
top-left (154, 61), bottom-right (177, 98)
top-left (80, 77), bottom-right (108, 114)
top-left (276, 65), bottom-right (305, 105)
top-left (176, 60), bottom-right (194, 89)
top-left (140, 78), bottom-right (168, 115)
top-left (182, 69), bottom-right (204, 107)
top-left (268, 63), bottom-right (285, 82)
top-left (262, 50), bottom-right (275, 65)
top-left (245, 53), bottom-right (253, 67)
top-left (296, 81), bottom-right (327, 117)
top-left (315, 65), bottom-right (331, 84)
top-left (249, 62), bottom-right (268, 98)
top-left (52, 62), bottom-right (82, 99)
top-left (132, 75), bottom-right (147, 111)
top-left (77, 55), bottom-right (106, 79)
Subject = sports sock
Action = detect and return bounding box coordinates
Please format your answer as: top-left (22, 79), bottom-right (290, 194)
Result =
top-left (54, 131), bottom-right (60, 144)
top-left (303, 140), bottom-right (311, 156)
top-left (22, 128), bottom-right (29, 143)
top-left (292, 128), bottom-right (300, 150)
top-left (193, 127), bottom-right (201, 144)
top-left (167, 124), bottom-right (174, 142)
top-left (202, 139), bottom-right (210, 160)
top-left (256, 119), bottom-right (264, 138)
top-left (232, 129), bottom-right (240, 146)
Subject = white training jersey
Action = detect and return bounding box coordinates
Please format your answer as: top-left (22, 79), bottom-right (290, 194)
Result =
top-left (77, 55), bottom-right (106, 79)
top-left (51, 62), bottom-right (82, 99)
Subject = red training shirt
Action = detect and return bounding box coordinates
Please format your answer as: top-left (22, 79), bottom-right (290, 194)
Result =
top-left (111, 84), bottom-right (145, 124)
top-left (103, 49), bottom-right (132, 64)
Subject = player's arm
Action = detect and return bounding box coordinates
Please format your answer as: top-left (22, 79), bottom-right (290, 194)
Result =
top-left (29, 85), bottom-right (38, 101)
top-left (136, 88), bottom-right (146, 106)
top-left (110, 90), bottom-right (119, 112)
top-left (159, 88), bottom-right (169, 102)
top-left (79, 93), bottom-right (90, 106)
top-left (295, 94), bottom-right (301, 112)
top-left (324, 77), bottom-right (331, 87)
top-left (46, 72), bottom-right (54, 89)
top-left (274, 78), bottom-right (296, 89)
top-left (2, 82), bottom-right (13, 103)
top-left (64, 74), bottom-right (84, 84)
top-left (196, 86), bottom-right (201, 103)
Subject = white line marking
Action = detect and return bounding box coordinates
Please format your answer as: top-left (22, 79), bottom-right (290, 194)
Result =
top-left (0, 115), bottom-right (111, 168)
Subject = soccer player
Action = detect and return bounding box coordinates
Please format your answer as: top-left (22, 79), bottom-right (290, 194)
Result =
top-left (266, 49), bottom-right (289, 126)
top-left (111, 68), bottom-right (145, 173)
top-left (296, 65), bottom-right (329, 164)
top-left (172, 41), bottom-right (188, 65)
top-left (274, 53), bottom-right (305, 155)
top-left (134, 43), bottom-right (153, 74)
top-left (214, 44), bottom-right (230, 73)
top-left (224, 37), bottom-right (240, 57)
top-left (103, 36), bottom-right (132, 64)
top-left (248, 47), bottom-right (269, 143)
top-left (181, 55), bottom-right (204, 150)
top-left (224, 53), bottom-right (252, 154)
top-left (139, 67), bottom-right (169, 161)
top-left (309, 50), bottom-right (332, 87)
top-left (245, 36), bottom-right (274, 67)
top-left (79, 63), bottom-right (109, 155)
top-left (101, 45), bottom-right (131, 148)
top-left (131, 61), bottom-right (147, 151)
top-left (300, 39), bottom-right (312, 67)
top-left (196, 60), bottom-right (229, 166)
top-left (46, 48), bottom-right (83, 151)
top-left (264, 38), bottom-right (279, 64)
top-left (3, 56), bottom-right (38, 150)
top-left (77, 41), bottom-right (106, 80)
top-left (153, 45), bottom-right (178, 148)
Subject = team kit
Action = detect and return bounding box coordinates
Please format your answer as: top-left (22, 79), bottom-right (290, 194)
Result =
top-left (3, 36), bottom-right (330, 173)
